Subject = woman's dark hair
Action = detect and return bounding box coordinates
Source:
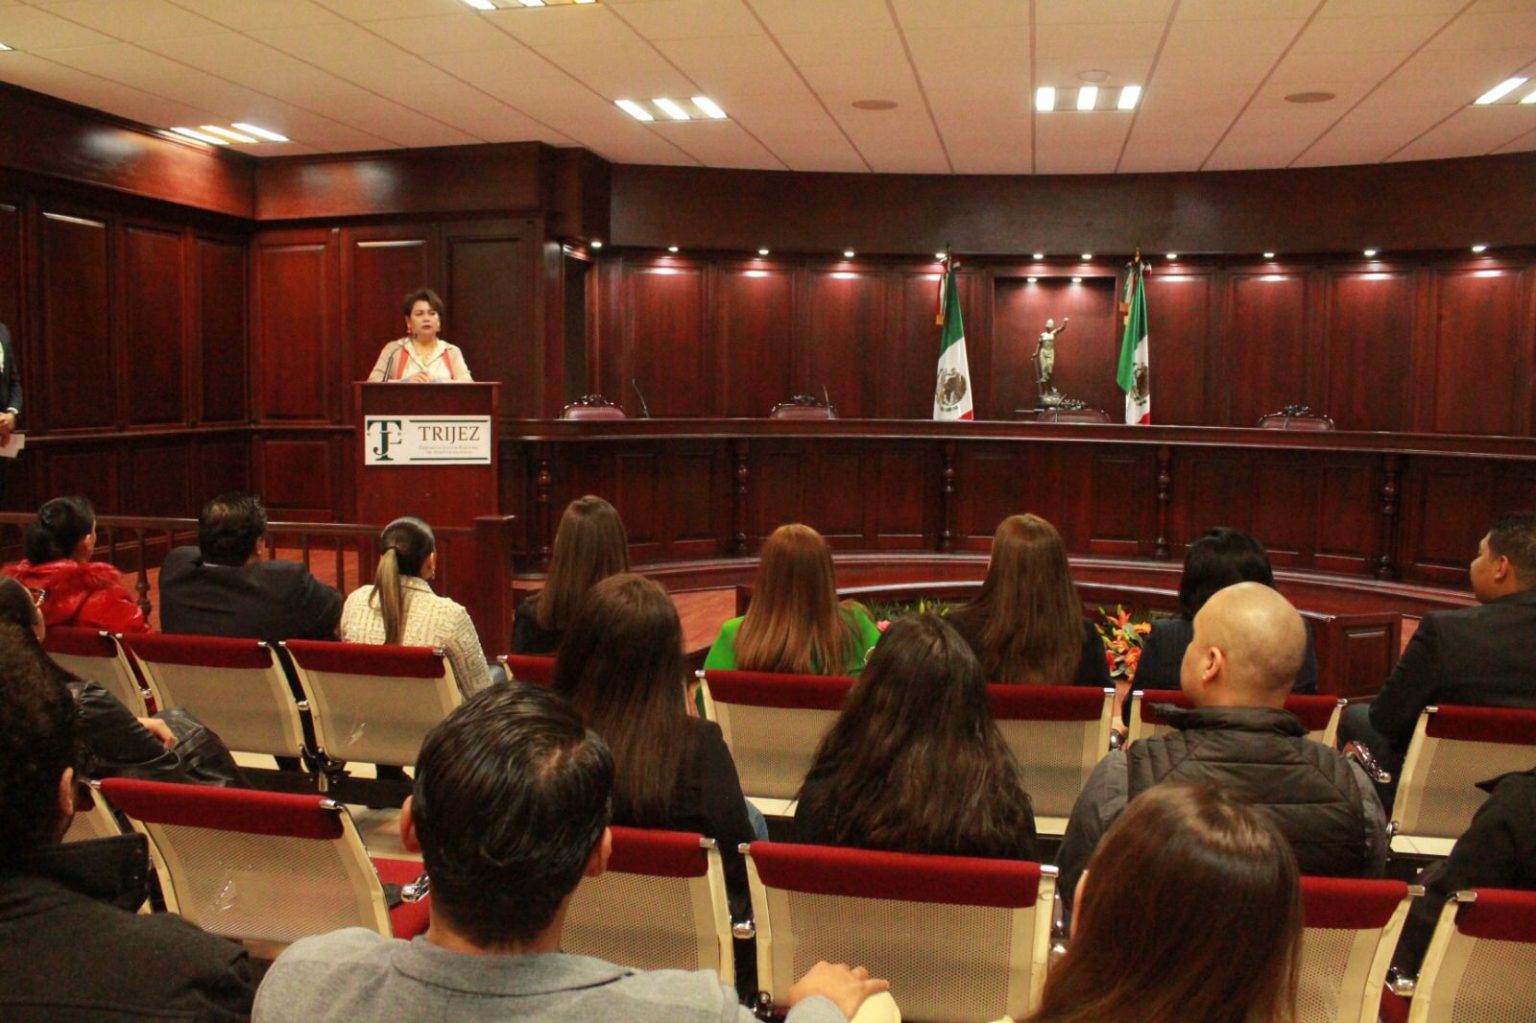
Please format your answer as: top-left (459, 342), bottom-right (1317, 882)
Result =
top-left (0, 619), bottom-right (80, 864)
top-left (1178, 527), bottom-right (1275, 618)
top-left (24, 496), bottom-right (95, 564)
top-left (953, 513), bottom-right (1082, 684)
top-left (536, 496), bottom-right (630, 633)
top-left (0, 577), bottom-right (80, 688)
top-left (370, 517), bottom-right (435, 646)
top-left (402, 287), bottom-right (445, 318)
top-left (1029, 784), bottom-right (1301, 1023)
top-left (796, 613), bottom-right (1037, 859)
top-left (552, 573), bottom-right (692, 822)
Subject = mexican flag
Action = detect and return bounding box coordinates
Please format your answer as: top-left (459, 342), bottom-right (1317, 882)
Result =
top-left (933, 263), bottom-right (974, 421)
top-left (1117, 258), bottom-right (1151, 424)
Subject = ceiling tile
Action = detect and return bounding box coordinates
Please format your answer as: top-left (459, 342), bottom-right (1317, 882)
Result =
top-left (0, 5), bottom-right (115, 47)
top-left (604, 0), bottom-right (763, 39)
top-left (170, 0), bottom-right (345, 32)
top-left (41, 0), bottom-right (228, 43)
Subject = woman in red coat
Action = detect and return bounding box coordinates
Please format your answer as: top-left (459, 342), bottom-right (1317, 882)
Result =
top-left (4, 496), bottom-right (148, 633)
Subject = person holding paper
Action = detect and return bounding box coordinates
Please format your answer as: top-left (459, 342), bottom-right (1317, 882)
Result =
top-left (366, 288), bottom-right (473, 383)
top-left (0, 321), bottom-right (21, 486)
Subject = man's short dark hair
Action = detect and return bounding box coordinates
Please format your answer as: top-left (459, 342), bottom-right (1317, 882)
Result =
top-left (410, 684), bottom-right (612, 948)
top-left (1488, 514), bottom-right (1536, 586)
top-left (0, 620), bottom-right (78, 863)
top-left (198, 492), bottom-right (267, 566)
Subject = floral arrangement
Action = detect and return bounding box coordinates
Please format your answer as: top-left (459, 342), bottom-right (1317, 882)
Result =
top-left (1095, 605), bottom-right (1154, 681)
top-left (862, 597), bottom-right (955, 633)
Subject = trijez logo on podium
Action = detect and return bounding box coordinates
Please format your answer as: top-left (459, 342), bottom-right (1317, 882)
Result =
top-left (365, 416), bottom-right (493, 465)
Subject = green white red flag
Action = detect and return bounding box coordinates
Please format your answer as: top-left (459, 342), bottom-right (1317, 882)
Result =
top-left (1117, 256), bottom-right (1151, 424)
top-left (933, 261), bottom-right (973, 421)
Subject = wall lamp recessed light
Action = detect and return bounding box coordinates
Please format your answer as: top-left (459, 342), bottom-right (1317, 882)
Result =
top-left (843, 249), bottom-right (855, 258)
top-left (589, 239), bottom-right (603, 249)
top-left (1471, 243), bottom-right (1488, 253)
top-left (1071, 276), bottom-right (1083, 283)
top-left (1027, 276), bottom-right (1038, 283)
top-left (1080, 253), bottom-right (1093, 260)
top-left (1032, 252), bottom-right (1045, 260)
top-left (667, 245), bottom-right (679, 253)
top-left (1166, 253), bottom-right (1179, 260)
top-left (1263, 252), bottom-right (1276, 259)
top-left (1363, 249), bottom-right (1378, 258)
top-left (757, 247), bottom-right (770, 256)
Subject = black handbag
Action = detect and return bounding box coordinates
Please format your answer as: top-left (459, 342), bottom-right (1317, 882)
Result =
top-left (149, 706), bottom-right (250, 788)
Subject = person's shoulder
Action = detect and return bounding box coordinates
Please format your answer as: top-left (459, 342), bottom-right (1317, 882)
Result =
top-left (715, 616), bottom-right (744, 640)
top-left (161, 546), bottom-right (202, 570)
top-left (594, 965), bottom-right (740, 1019)
top-left (251, 557), bottom-right (326, 587)
top-left (272, 927), bottom-right (394, 968)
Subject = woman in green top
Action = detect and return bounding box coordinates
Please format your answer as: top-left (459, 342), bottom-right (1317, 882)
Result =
top-left (704, 523), bottom-right (881, 675)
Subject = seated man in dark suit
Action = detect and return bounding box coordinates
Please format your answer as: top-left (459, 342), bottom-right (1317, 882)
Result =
top-left (160, 491), bottom-right (341, 642)
top-left (1340, 513), bottom-right (1536, 799)
top-left (0, 622), bottom-right (255, 1022)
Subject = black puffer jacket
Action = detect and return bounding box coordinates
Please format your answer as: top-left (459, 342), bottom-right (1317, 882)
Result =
top-left (1127, 705), bottom-right (1377, 877)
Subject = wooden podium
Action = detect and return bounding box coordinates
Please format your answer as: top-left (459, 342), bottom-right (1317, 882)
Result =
top-left (355, 382), bottom-right (499, 528)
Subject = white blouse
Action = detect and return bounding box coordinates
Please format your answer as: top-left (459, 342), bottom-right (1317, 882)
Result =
top-left (367, 338), bottom-right (473, 382)
top-left (339, 576), bottom-right (492, 696)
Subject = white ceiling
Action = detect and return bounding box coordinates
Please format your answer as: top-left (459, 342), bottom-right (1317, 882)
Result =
top-left (0, 0), bottom-right (1534, 173)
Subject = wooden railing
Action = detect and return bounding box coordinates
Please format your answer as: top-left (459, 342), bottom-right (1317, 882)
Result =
top-left (0, 513), bottom-right (519, 657)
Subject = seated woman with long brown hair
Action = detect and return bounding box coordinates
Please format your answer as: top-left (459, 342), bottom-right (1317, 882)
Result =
top-left (1029, 783), bottom-right (1302, 1023)
top-left (553, 573), bottom-right (758, 918)
top-left (513, 495), bottom-right (629, 654)
top-left (794, 613), bottom-right (1038, 859)
top-left (947, 513), bottom-right (1110, 687)
top-left (704, 523), bottom-right (880, 675)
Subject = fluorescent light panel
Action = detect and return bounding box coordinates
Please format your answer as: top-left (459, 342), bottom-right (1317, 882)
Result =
top-left (170, 127), bottom-right (229, 145)
top-left (1475, 77), bottom-right (1527, 104)
top-left (0, 42), bottom-right (13, 52)
top-left (1035, 87), bottom-right (1056, 112)
top-left (1077, 86), bottom-right (1098, 111)
top-left (653, 97), bottom-right (690, 121)
top-left (692, 96), bottom-right (727, 120)
top-left (1523, 88), bottom-right (1536, 105)
top-left (201, 125), bottom-right (258, 143)
top-left (617, 97), bottom-right (726, 122)
top-left (232, 122), bottom-right (289, 142)
top-left (462, 0), bottom-right (496, 8)
top-left (1118, 85), bottom-right (1141, 110)
top-left (616, 99), bottom-right (654, 122)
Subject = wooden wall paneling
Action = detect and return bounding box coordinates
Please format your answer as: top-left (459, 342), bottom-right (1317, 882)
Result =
top-left (867, 443), bottom-right (935, 550)
top-left (953, 444), bottom-right (1025, 550)
top-left (878, 268), bottom-right (949, 419)
top-left (804, 268), bottom-right (883, 418)
top-left (590, 258), bottom-right (626, 410)
top-left (125, 439), bottom-right (191, 516)
top-left (253, 433), bottom-right (341, 521)
top-left (992, 274), bottom-right (1120, 415)
top-left (1396, 458), bottom-right (1488, 586)
top-left (1322, 267), bottom-right (1416, 431)
top-left (625, 263), bottom-right (709, 418)
top-left (716, 265), bottom-right (793, 417)
top-left (445, 219), bottom-right (537, 417)
top-left (1427, 265), bottom-right (1528, 435)
top-left (46, 445), bottom-right (120, 511)
top-left (39, 209), bottom-right (113, 431)
top-left (1165, 449), bottom-right (1258, 555)
top-left (120, 222), bottom-right (187, 427)
top-left (195, 237), bottom-right (248, 423)
top-left (1223, 270), bottom-right (1310, 426)
top-left (341, 226), bottom-right (436, 391)
top-left (750, 442), bottom-right (811, 543)
top-left (658, 441), bottom-right (727, 560)
top-left (252, 230), bottom-right (339, 423)
top-left (0, 200), bottom-right (21, 353)
top-left (1143, 266), bottom-right (1214, 425)
top-left (193, 436), bottom-right (251, 505)
top-left (748, 439), bottom-right (876, 547)
top-left (1311, 456), bottom-right (1380, 575)
top-left (1085, 447), bottom-right (1157, 557)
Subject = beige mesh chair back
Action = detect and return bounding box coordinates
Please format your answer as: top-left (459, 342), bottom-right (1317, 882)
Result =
top-left (121, 633), bottom-right (307, 761)
top-left (98, 778), bottom-right (431, 950)
top-left (746, 842), bottom-right (1056, 1022)
top-left (1297, 876), bottom-right (1416, 1023)
top-left (989, 685), bottom-right (1114, 834)
top-left (63, 781), bottom-right (126, 844)
top-left (1407, 888), bottom-right (1536, 1022)
top-left (45, 626), bottom-right (150, 716)
top-left (1127, 689), bottom-right (1344, 746)
top-left (698, 670), bottom-right (854, 817)
top-left (564, 826), bottom-right (735, 988)
top-left (282, 639), bottom-right (460, 776)
top-left (1391, 704), bottom-right (1536, 856)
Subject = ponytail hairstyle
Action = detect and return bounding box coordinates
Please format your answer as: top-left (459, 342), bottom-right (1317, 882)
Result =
top-left (371, 517), bottom-right (436, 646)
top-left (24, 496), bottom-right (96, 564)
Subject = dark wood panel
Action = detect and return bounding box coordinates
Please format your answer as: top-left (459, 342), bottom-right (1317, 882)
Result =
top-left (0, 201), bottom-right (20, 356)
top-left (717, 267), bottom-right (793, 417)
top-left (1324, 270), bottom-right (1415, 432)
top-left (121, 224), bottom-right (187, 426)
top-left (126, 441), bottom-right (191, 516)
top-left (1144, 269), bottom-right (1212, 425)
top-left (1225, 272), bottom-right (1310, 426)
top-left (45, 446), bottom-right (120, 511)
top-left (255, 436), bottom-right (338, 520)
top-left (196, 238), bottom-right (248, 423)
top-left (253, 235), bottom-right (337, 422)
top-left (870, 445), bottom-right (933, 548)
top-left (805, 270), bottom-right (882, 419)
top-left (626, 265), bottom-right (708, 418)
top-left (446, 224), bottom-right (533, 416)
top-left (40, 211), bottom-right (113, 430)
top-left (878, 269), bottom-right (948, 419)
top-left (344, 229), bottom-right (433, 386)
top-left (1430, 267), bottom-right (1527, 435)
top-left (1313, 459), bottom-right (1379, 574)
top-left (993, 274), bottom-right (1119, 415)
top-left (194, 437), bottom-right (251, 503)
top-left (1086, 450), bottom-right (1156, 557)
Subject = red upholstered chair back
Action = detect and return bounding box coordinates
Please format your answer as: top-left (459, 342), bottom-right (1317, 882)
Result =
top-left (45, 626), bottom-right (151, 716)
top-left (1407, 889), bottom-right (1536, 1023)
top-left (1127, 689), bottom-right (1344, 746)
top-left (560, 395), bottom-right (627, 420)
top-left (564, 826), bottom-right (735, 988)
top-left (1258, 405), bottom-right (1337, 430)
top-left (987, 684), bottom-right (1115, 833)
top-left (1392, 704), bottom-right (1536, 854)
top-left (500, 653), bottom-right (556, 686)
top-left (697, 670), bottom-right (855, 814)
top-left (1298, 876), bottom-right (1416, 1023)
top-left (746, 842), bottom-right (1056, 1022)
top-left (282, 640), bottom-right (460, 775)
top-left (121, 633), bottom-right (307, 760)
top-left (98, 778), bottom-right (429, 948)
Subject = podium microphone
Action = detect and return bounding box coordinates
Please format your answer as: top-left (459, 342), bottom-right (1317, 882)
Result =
top-left (631, 378), bottom-right (653, 418)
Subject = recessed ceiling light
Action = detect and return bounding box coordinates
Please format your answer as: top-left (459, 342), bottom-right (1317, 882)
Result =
top-left (170, 127), bottom-right (229, 145)
top-left (1284, 91), bottom-right (1336, 104)
top-left (1118, 86), bottom-right (1141, 110)
top-left (1071, 276), bottom-right (1083, 283)
top-left (758, 248), bottom-right (770, 256)
top-left (843, 250), bottom-right (855, 258)
top-left (1027, 277), bottom-right (1038, 283)
top-left (667, 245), bottom-right (679, 253)
top-left (1036, 87), bottom-right (1056, 113)
top-left (852, 99), bottom-right (898, 111)
top-left (616, 99), bottom-right (654, 122)
top-left (1032, 252), bottom-right (1045, 260)
top-left (934, 251), bottom-right (946, 260)
top-left (1263, 252), bottom-right (1276, 259)
top-left (1472, 244), bottom-right (1487, 253)
top-left (200, 125), bottom-right (258, 143)
top-left (1474, 77), bottom-right (1528, 105)
top-left (232, 122), bottom-right (289, 142)
top-left (462, 0), bottom-right (496, 8)
top-left (590, 239), bottom-right (603, 249)
top-left (1166, 253), bottom-right (1179, 260)
top-left (692, 96), bottom-right (728, 119)
top-left (1363, 249), bottom-right (1378, 258)
top-left (1077, 86), bottom-right (1098, 112)
top-left (1081, 253), bottom-right (1093, 260)
top-left (653, 98), bottom-right (690, 121)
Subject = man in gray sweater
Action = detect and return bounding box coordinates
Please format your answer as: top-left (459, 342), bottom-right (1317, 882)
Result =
top-left (253, 684), bottom-right (886, 1023)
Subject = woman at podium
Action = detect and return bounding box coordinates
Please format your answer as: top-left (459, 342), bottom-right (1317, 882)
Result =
top-left (366, 287), bottom-right (473, 382)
